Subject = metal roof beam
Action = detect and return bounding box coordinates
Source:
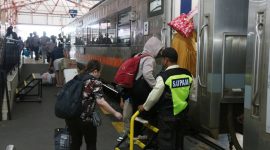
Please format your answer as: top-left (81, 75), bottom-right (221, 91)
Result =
top-left (18, 11), bottom-right (82, 16)
top-left (51, 0), bottom-right (60, 14)
top-left (1, 0), bottom-right (49, 11)
top-left (66, 0), bottom-right (91, 9)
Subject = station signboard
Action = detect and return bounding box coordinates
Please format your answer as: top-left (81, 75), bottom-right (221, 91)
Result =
top-left (69, 9), bottom-right (78, 18)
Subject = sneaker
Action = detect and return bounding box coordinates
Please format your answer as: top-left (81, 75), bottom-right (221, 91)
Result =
top-left (117, 133), bottom-right (127, 142)
top-left (117, 136), bottom-right (124, 142)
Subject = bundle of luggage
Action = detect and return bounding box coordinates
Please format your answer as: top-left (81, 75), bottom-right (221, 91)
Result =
top-left (41, 71), bottom-right (55, 85)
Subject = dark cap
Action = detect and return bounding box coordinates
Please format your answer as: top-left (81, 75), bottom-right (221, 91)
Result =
top-left (161, 47), bottom-right (178, 62)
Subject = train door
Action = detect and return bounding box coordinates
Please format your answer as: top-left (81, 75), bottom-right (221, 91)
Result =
top-left (244, 0), bottom-right (270, 149)
top-left (151, 0), bottom-right (198, 48)
top-left (196, 0), bottom-right (248, 140)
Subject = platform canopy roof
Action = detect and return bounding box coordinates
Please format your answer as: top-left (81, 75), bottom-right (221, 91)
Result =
top-left (0, 0), bottom-right (102, 26)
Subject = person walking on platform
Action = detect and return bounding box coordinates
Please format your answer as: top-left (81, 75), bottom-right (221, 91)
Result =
top-left (66, 60), bottom-right (122, 150)
top-left (46, 35), bottom-right (57, 63)
top-left (58, 33), bottom-right (64, 47)
top-left (138, 47), bottom-right (193, 150)
top-left (25, 33), bottom-right (33, 58)
top-left (40, 31), bottom-right (50, 63)
top-left (63, 34), bottom-right (71, 58)
top-left (31, 32), bottom-right (40, 60)
top-left (49, 43), bottom-right (64, 87)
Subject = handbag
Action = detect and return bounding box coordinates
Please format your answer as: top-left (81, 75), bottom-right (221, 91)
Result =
top-left (89, 100), bottom-right (102, 127)
top-left (168, 7), bottom-right (198, 38)
top-left (90, 111), bottom-right (102, 127)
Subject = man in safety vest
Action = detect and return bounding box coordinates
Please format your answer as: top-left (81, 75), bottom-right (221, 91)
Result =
top-left (138, 47), bottom-right (193, 150)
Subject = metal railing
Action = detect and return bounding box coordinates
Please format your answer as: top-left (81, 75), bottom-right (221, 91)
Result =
top-left (1, 37), bottom-right (20, 73)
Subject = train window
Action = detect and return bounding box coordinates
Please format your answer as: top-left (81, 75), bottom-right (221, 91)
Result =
top-left (86, 10), bottom-right (131, 46)
top-left (108, 18), bottom-right (117, 44)
top-left (89, 23), bottom-right (99, 44)
top-left (117, 10), bottom-right (131, 45)
top-left (87, 27), bottom-right (91, 45)
top-left (96, 21), bottom-right (108, 44)
top-left (82, 27), bottom-right (87, 45)
top-left (75, 28), bottom-right (84, 45)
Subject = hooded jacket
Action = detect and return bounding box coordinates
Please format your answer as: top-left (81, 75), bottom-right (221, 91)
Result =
top-left (135, 36), bottom-right (164, 88)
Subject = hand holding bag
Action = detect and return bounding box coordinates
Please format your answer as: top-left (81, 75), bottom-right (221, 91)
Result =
top-left (168, 7), bottom-right (198, 38)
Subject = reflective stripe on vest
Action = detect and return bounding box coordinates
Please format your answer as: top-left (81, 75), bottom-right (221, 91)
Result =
top-left (164, 74), bottom-right (192, 116)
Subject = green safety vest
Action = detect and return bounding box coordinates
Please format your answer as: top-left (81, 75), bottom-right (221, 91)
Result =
top-left (161, 68), bottom-right (193, 116)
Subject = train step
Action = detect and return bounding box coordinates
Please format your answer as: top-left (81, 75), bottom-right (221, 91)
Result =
top-left (16, 73), bottom-right (42, 102)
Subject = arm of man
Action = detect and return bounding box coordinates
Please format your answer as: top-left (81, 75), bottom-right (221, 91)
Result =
top-left (139, 76), bottom-right (165, 111)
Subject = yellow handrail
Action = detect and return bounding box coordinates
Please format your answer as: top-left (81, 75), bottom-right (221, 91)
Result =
top-left (129, 110), bottom-right (140, 150)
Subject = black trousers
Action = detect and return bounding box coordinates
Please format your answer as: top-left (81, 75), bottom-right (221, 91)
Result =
top-left (32, 46), bottom-right (39, 60)
top-left (66, 119), bottom-right (97, 150)
top-left (157, 116), bottom-right (185, 150)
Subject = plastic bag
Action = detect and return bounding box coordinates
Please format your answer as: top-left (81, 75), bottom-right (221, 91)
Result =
top-left (90, 111), bottom-right (102, 127)
top-left (168, 8), bottom-right (198, 38)
top-left (42, 72), bottom-right (55, 84)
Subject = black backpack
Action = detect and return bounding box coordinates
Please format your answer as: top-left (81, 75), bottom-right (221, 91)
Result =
top-left (55, 74), bottom-right (92, 119)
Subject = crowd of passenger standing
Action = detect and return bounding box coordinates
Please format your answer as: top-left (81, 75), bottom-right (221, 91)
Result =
top-left (23, 31), bottom-right (71, 87)
top-left (25, 32), bottom-right (70, 63)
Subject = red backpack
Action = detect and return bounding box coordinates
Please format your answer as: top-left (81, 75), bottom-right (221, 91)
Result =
top-left (114, 54), bottom-right (149, 88)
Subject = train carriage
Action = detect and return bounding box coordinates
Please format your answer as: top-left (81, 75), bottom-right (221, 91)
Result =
top-left (62, 0), bottom-right (171, 82)
top-left (62, 0), bottom-right (270, 149)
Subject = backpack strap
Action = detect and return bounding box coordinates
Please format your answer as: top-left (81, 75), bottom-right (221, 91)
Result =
top-left (135, 53), bottom-right (151, 79)
top-left (138, 53), bottom-right (150, 58)
top-left (81, 74), bottom-right (94, 81)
